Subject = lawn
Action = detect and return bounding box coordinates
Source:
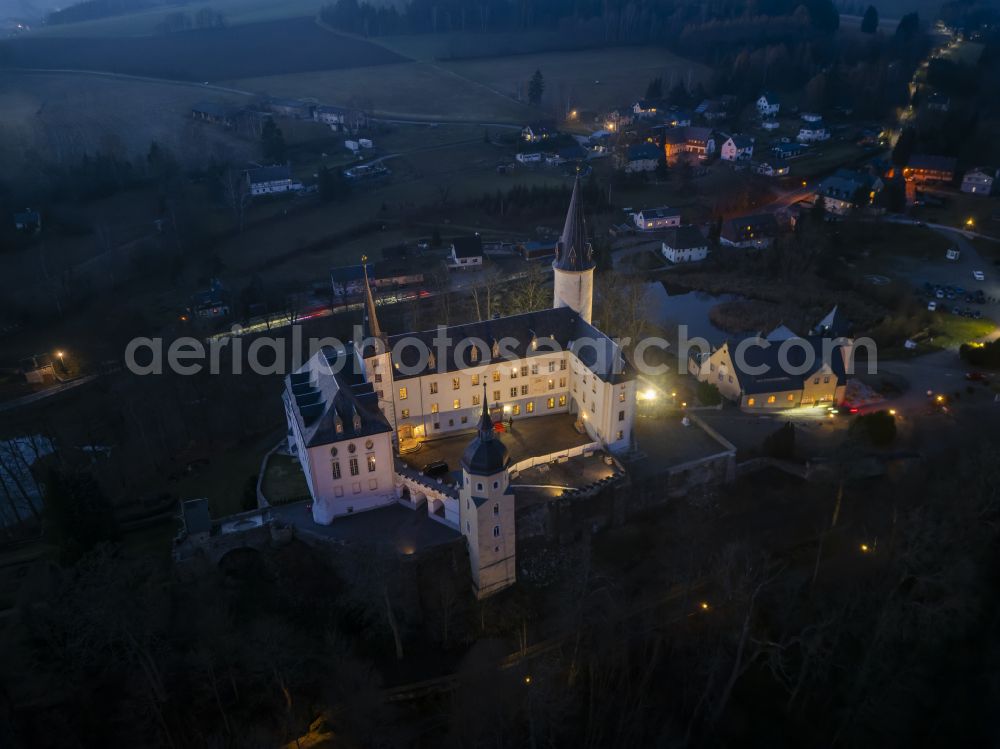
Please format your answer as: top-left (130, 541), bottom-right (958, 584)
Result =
top-left (2, 18), bottom-right (406, 80)
top-left (261, 453), bottom-right (311, 505)
top-left (928, 314), bottom-right (997, 349)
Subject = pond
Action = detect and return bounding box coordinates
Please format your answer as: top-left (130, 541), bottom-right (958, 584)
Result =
top-left (646, 282), bottom-right (739, 347)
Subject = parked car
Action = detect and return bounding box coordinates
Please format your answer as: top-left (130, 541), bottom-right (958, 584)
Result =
top-left (927, 300), bottom-right (937, 311)
top-left (973, 270), bottom-right (986, 281)
top-left (935, 289), bottom-right (945, 299)
top-left (421, 460), bottom-right (450, 478)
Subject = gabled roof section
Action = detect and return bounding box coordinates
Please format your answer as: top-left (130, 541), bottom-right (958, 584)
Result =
top-left (554, 176), bottom-right (594, 272)
top-left (283, 347), bottom-right (391, 448)
top-left (452, 235), bottom-right (483, 258)
top-left (662, 225), bottom-right (707, 250)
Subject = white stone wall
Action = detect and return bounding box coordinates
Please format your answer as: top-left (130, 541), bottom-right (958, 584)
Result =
top-left (553, 265), bottom-right (595, 323)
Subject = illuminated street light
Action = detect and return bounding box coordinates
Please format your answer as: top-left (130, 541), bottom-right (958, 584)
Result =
top-left (889, 408), bottom-right (897, 416)
top-left (860, 543), bottom-right (870, 553)
top-left (524, 676), bottom-right (532, 685)
top-left (700, 601), bottom-right (710, 611)
top-left (965, 217), bottom-right (975, 228)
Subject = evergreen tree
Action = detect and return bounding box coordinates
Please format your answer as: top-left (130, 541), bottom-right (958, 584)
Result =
top-left (645, 76), bottom-right (663, 100)
top-left (44, 469), bottom-right (118, 564)
top-left (895, 11), bottom-right (919, 39)
top-left (528, 69), bottom-right (545, 106)
top-left (261, 118), bottom-right (287, 163)
top-left (860, 4), bottom-right (878, 33)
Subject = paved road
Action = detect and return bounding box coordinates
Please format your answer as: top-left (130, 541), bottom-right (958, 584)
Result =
top-left (0, 375), bottom-right (99, 413)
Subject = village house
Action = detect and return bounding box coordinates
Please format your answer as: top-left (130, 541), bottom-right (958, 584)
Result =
top-left (797, 120), bottom-right (830, 142)
top-left (761, 119), bottom-right (780, 131)
top-left (721, 135), bottom-right (754, 162)
top-left (662, 110), bottom-right (692, 127)
top-left (663, 126), bottom-right (716, 160)
top-left (246, 164), bottom-right (302, 196)
top-left (719, 213), bottom-right (780, 248)
top-left (962, 167), bottom-right (998, 195)
top-left (191, 279), bottom-right (230, 320)
top-left (632, 206), bottom-right (681, 231)
top-left (518, 240), bottom-right (557, 260)
top-left (632, 99), bottom-right (662, 118)
top-left (448, 235), bottom-right (484, 269)
top-left (754, 159), bottom-right (790, 177)
top-left (13, 208), bottom-right (40, 233)
top-left (330, 260), bottom-right (425, 300)
top-left (661, 225), bottom-right (709, 263)
top-left (772, 142), bottom-right (809, 160)
top-left (521, 122), bottom-right (557, 143)
top-left (515, 152), bottom-right (543, 164)
top-left (191, 101), bottom-right (235, 128)
top-left (903, 154), bottom-right (957, 184)
top-left (314, 105), bottom-right (347, 127)
top-left (19, 354), bottom-right (56, 385)
top-left (688, 311), bottom-right (851, 410)
top-left (925, 92), bottom-right (951, 112)
top-left (266, 98), bottom-right (313, 119)
top-left (756, 92), bottom-right (781, 117)
top-left (800, 112), bottom-right (823, 123)
top-left (623, 142), bottom-right (662, 172)
top-left (815, 169), bottom-right (882, 215)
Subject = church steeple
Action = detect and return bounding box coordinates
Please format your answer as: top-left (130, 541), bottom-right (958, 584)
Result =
top-left (552, 175), bottom-right (596, 323)
top-left (361, 255), bottom-right (383, 339)
top-left (553, 175), bottom-right (594, 272)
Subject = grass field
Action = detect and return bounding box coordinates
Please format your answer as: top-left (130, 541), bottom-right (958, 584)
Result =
top-left (0, 71), bottom-right (254, 168)
top-left (2, 17), bottom-right (405, 79)
top-left (231, 45), bottom-right (706, 122)
top-left (26, 0), bottom-right (329, 37)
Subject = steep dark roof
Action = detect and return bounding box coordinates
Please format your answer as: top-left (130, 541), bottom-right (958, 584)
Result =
top-left (283, 347), bottom-right (392, 448)
top-left (452, 235), bottom-right (483, 258)
top-left (385, 307), bottom-right (632, 385)
top-left (247, 164), bottom-right (292, 183)
top-left (722, 336), bottom-right (848, 395)
top-left (553, 176), bottom-right (594, 272)
top-left (720, 213), bottom-right (780, 243)
top-left (662, 225), bottom-right (707, 250)
top-left (627, 142), bottom-right (662, 161)
top-left (461, 386), bottom-right (510, 475)
top-left (727, 134), bottom-right (754, 149)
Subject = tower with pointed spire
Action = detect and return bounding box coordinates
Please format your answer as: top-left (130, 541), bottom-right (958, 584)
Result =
top-left (356, 256), bottom-right (397, 437)
top-left (459, 385), bottom-right (516, 598)
top-left (552, 175), bottom-right (596, 323)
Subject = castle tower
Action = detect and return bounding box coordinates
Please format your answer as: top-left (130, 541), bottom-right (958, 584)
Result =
top-left (355, 256), bottom-right (395, 433)
top-left (459, 387), bottom-right (516, 599)
top-left (552, 175), bottom-right (596, 323)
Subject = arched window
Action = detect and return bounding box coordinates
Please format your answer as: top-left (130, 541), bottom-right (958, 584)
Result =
top-left (493, 525), bottom-right (500, 538)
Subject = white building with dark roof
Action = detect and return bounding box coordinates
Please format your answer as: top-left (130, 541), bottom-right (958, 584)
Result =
top-left (661, 225), bottom-right (709, 263)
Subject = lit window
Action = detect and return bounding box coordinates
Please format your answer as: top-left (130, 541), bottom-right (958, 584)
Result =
top-left (527, 401), bottom-right (534, 413)
top-left (787, 394), bottom-right (795, 401)
top-left (493, 390), bottom-right (500, 402)
top-left (470, 347), bottom-right (479, 362)
top-left (453, 399), bottom-right (460, 409)
top-left (367, 454), bottom-right (376, 472)
top-left (398, 387), bottom-right (407, 400)
top-left (617, 430), bottom-right (623, 440)
top-left (748, 397), bottom-right (756, 406)
top-left (431, 403), bottom-right (439, 414)
top-left (548, 379), bottom-right (554, 390)
top-left (619, 390), bottom-right (625, 402)
top-left (401, 408), bottom-right (410, 419)
top-left (513, 404), bottom-right (520, 415)
top-left (767, 395), bottom-right (776, 404)
top-left (547, 397), bottom-right (555, 409)
top-left (472, 374), bottom-right (480, 386)
top-left (472, 394), bottom-right (480, 406)
top-left (493, 370), bottom-right (501, 382)
top-left (511, 367), bottom-right (518, 379)
top-left (452, 377), bottom-right (460, 390)
top-left (430, 382), bottom-right (438, 394)
top-left (559, 395), bottom-right (566, 406)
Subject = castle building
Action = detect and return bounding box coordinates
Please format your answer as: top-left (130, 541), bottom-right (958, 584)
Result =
top-left (282, 178), bottom-right (636, 594)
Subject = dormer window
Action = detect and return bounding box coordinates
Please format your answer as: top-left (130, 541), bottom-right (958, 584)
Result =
top-left (427, 350), bottom-right (436, 370)
top-left (492, 339), bottom-right (500, 359)
top-left (470, 346), bottom-right (479, 363)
